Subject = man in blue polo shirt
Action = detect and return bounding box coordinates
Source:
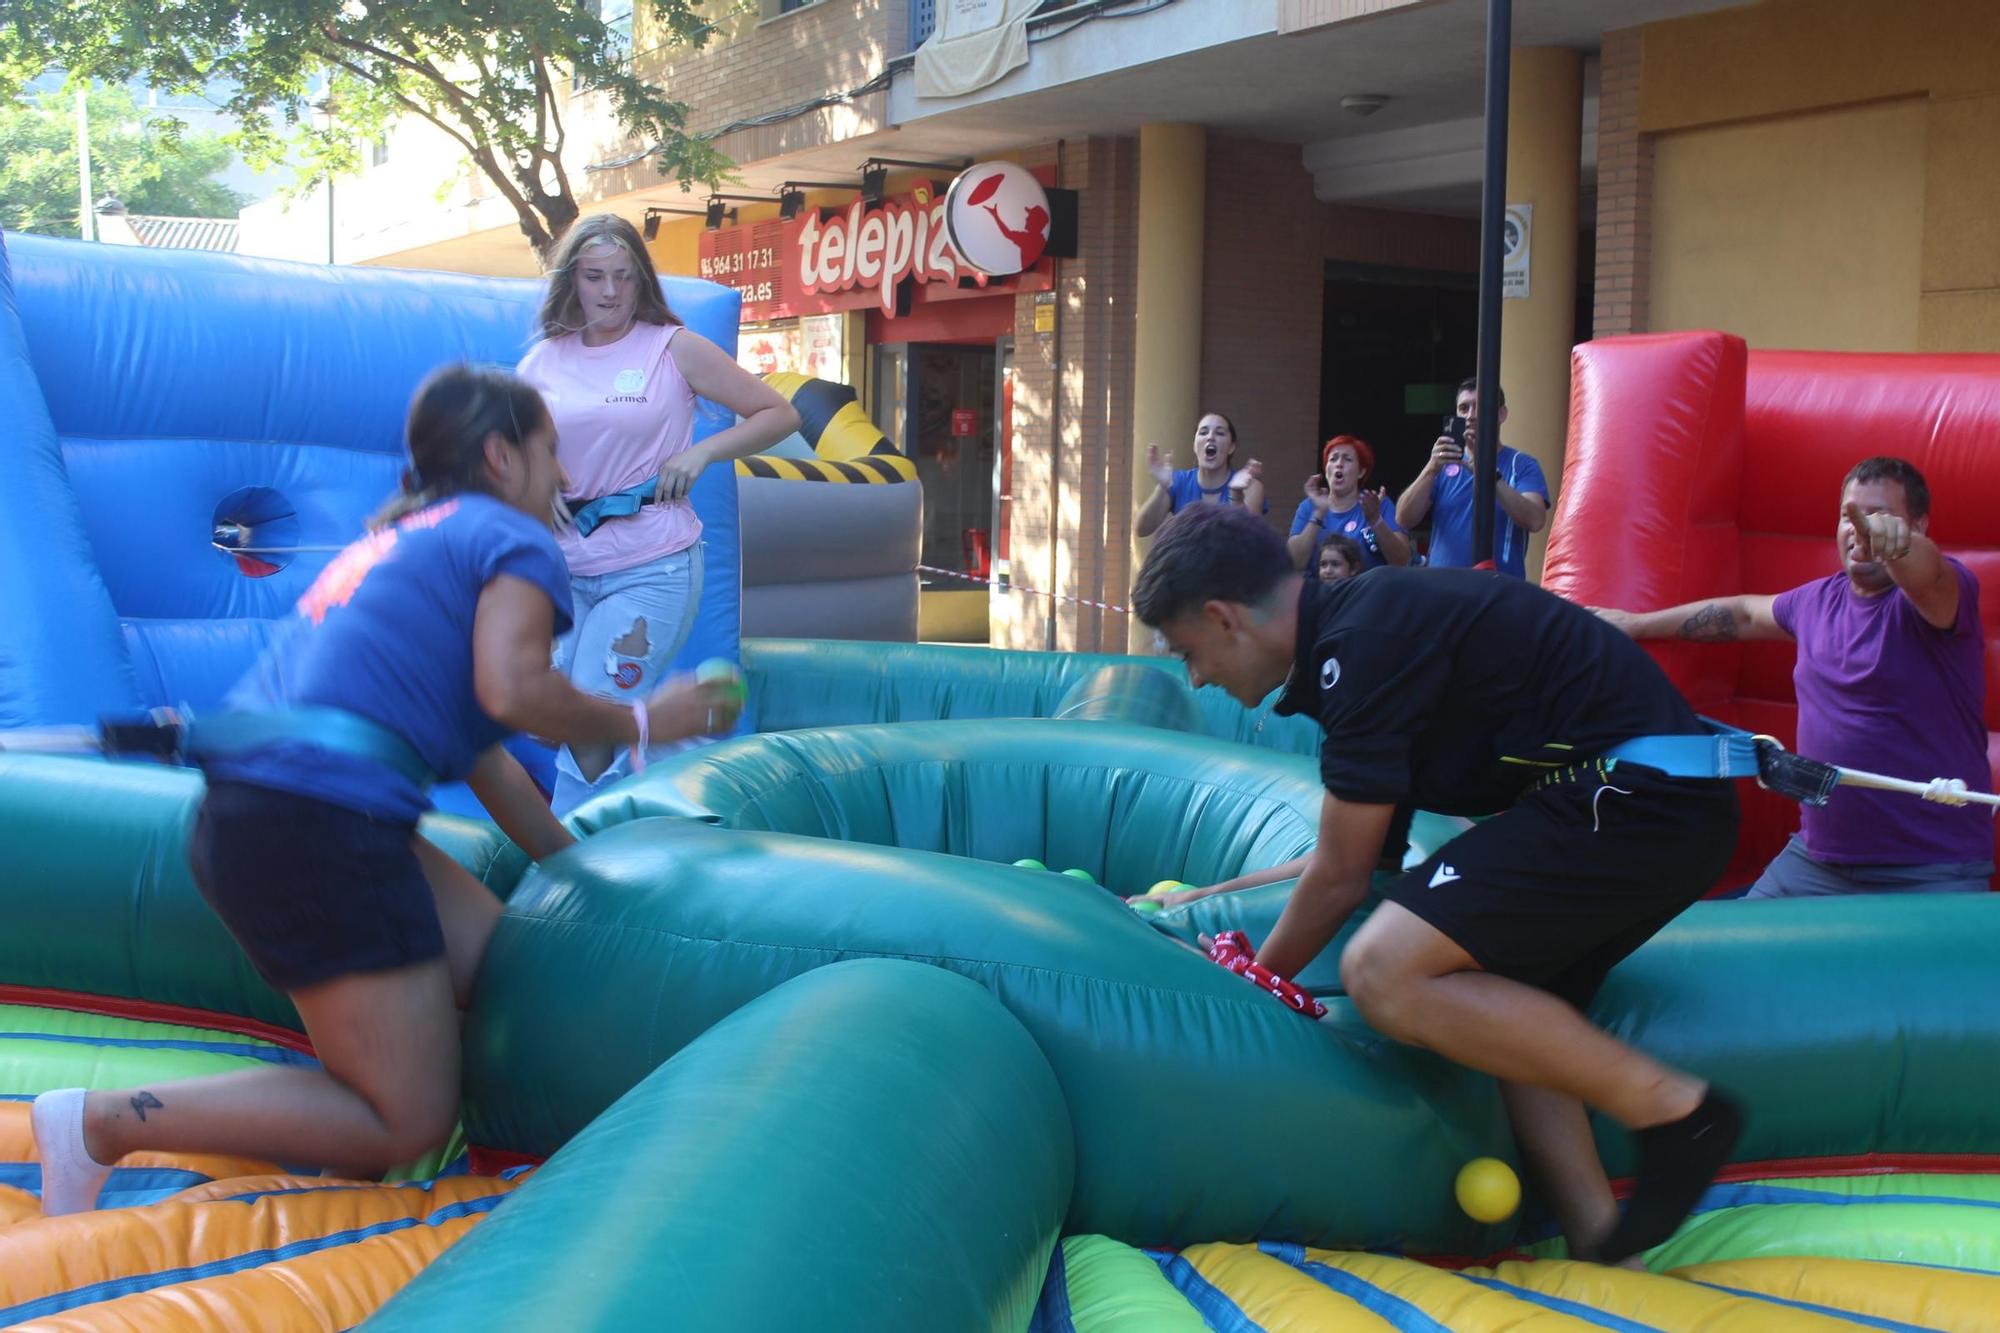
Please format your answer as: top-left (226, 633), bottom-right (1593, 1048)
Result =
top-left (1397, 378), bottom-right (1550, 578)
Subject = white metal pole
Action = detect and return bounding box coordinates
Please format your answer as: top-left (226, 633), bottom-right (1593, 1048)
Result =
top-left (75, 86), bottom-right (95, 241)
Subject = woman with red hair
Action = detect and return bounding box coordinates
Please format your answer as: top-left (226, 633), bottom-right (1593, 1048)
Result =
top-left (1286, 435), bottom-right (1410, 572)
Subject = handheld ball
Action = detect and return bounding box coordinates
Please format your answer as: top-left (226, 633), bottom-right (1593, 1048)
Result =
top-left (1012, 858), bottom-right (1047, 871)
top-left (1454, 1157), bottom-right (1521, 1223)
top-left (694, 658), bottom-right (749, 705)
top-left (1061, 868), bottom-right (1095, 883)
top-left (1130, 898), bottom-right (1163, 915)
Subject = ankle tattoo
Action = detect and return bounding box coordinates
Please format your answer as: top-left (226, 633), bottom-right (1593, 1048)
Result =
top-left (129, 1091), bottom-right (163, 1122)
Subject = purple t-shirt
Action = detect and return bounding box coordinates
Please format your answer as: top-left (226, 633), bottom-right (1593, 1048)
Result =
top-left (1773, 560), bottom-right (1990, 865)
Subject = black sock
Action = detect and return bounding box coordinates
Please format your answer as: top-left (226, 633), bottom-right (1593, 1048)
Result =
top-left (1594, 1088), bottom-right (1744, 1265)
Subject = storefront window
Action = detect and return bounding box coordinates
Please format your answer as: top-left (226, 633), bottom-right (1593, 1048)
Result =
top-left (874, 341), bottom-right (997, 586)
top-left (735, 314), bottom-right (844, 380)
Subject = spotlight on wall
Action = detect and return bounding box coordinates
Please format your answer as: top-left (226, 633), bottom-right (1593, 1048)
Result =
top-left (705, 197), bottom-right (726, 230)
top-left (778, 187), bottom-right (806, 221)
top-left (859, 157), bottom-right (970, 205)
top-left (1340, 93), bottom-right (1392, 117)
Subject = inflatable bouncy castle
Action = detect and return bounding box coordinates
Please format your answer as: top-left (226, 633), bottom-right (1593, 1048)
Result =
top-left (735, 372), bottom-right (921, 642)
top-left (5, 234), bottom-right (2000, 1330)
top-left (1544, 331), bottom-right (2000, 890)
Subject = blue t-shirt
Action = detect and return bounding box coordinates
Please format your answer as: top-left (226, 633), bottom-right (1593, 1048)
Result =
top-left (1424, 445), bottom-right (1550, 579)
top-left (204, 493), bottom-right (575, 822)
top-left (1288, 496), bottom-right (1404, 570)
top-left (1166, 469), bottom-right (1266, 515)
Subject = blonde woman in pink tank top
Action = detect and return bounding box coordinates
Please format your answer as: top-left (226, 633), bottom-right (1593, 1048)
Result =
top-left (519, 215), bottom-right (797, 811)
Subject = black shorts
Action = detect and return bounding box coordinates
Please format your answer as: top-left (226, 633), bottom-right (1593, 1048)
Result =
top-left (188, 780), bottom-right (445, 992)
top-left (1387, 762), bottom-right (1738, 1010)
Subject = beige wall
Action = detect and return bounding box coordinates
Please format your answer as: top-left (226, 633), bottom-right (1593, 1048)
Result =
top-left (1637, 0), bottom-right (2000, 351)
top-left (1650, 99), bottom-right (1927, 351)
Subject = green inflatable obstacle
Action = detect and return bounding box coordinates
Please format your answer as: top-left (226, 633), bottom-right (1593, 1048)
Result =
top-left (1052, 663), bottom-right (1203, 732)
top-left (463, 817), bottom-right (1512, 1254)
top-left (11, 725), bottom-right (2000, 1282)
top-left (562, 720), bottom-right (1324, 896)
top-left (373, 960), bottom-right (1073, 1332)
top-left (737, 637), bottom-right (1323, 755)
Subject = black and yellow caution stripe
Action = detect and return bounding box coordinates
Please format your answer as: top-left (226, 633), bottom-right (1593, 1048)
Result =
top-left (735, 453), bottom-right (917, 483)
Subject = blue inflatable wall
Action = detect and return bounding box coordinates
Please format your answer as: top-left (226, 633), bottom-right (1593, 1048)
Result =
top-left (0, 233), bottom-right (744, 780)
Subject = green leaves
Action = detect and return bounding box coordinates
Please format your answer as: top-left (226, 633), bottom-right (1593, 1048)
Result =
top-left (0, 83), bottom-right (246, 237)
top-left (7, 0), bottom-right (731, 261)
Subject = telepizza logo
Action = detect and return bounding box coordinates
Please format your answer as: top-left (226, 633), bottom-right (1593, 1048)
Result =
top-left (613, 662), bottom-right (644, 690)
top-left (945, 162), bottom-right (1051, 277)
top-left (793, 186), bottom-right (971, 314)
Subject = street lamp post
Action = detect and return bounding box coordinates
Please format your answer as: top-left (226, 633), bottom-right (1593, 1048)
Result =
top-left (314, 96), bottom-right (337, 264)
top-left (75, 87), bottom-right (95, 242)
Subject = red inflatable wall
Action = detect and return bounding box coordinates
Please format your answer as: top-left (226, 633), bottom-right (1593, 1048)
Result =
top-left (1544, 332), bottom-right (2000, 891)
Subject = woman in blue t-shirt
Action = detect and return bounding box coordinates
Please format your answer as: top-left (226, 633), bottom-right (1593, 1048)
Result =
top-left (30, 365), bottom-right (743, 1216)
top-left (1135, 412), bottom-right (1266, 538)
top-left (1285, 434), bottom-right (1411, 572)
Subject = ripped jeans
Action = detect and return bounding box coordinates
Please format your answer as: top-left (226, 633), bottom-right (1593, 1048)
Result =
top-left (550, 543), bottom-right (703, 814)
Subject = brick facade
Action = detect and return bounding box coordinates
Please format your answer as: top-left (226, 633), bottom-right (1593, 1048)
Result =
top-left (1200, 138), bottom-right (1325, 521)
top-left (584, 1), bottom-right (907, 202)
top-left (1592, 27), bottom-right (1653, 336)
top-left (1198, 140), bottom-right (1480, 526)
top-left (1002, 136), bottom-right (1142, 653)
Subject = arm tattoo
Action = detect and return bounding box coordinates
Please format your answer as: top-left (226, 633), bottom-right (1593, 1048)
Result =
top-left (1679, 604), bottom-right (1738, 642)
top-left (130, 1091), bottom-right (164, 1122)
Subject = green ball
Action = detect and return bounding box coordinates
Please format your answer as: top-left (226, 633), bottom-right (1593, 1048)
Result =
top-left (694, 657), bottom-right (748, 704)
top-left (1061, 868), bottom-right (1095, 883)
top-left (1130, 898), bottom-right (1163, 915)
top-left (1012, 858), bottom-right (1047, 871)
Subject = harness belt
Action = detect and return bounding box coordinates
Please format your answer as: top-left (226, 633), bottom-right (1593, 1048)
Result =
top-left (1604, 718), bottom-right (1839, 806)
top-left (567, 476), bottom-right (659, 538)
top-left (183, 709), bottom-right (435, 788)
top-left (2, 707), bottom-right (437, 788)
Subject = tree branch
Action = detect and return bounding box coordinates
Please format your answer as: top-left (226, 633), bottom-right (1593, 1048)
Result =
top-left (320, 27), bottom-right (487, 132)
top-left (321, 53), bottom-right (482, 164)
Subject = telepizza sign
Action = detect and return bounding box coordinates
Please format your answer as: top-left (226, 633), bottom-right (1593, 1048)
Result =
top-left (698, 166), bottom-right (1058, 322)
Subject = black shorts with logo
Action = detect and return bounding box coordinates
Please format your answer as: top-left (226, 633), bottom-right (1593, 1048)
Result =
top-left (1386, 762), bottom-right (1738, 1010)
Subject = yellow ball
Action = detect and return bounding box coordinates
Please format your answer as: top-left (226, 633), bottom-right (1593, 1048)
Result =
top-left (1146, 879), bottom-right (1185, 897)
top-left (1455, 1157), bottom-right (1521, 1223)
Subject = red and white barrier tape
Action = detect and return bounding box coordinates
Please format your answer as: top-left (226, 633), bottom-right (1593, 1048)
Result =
top-left (917, 564), bottom-right (1132, 616)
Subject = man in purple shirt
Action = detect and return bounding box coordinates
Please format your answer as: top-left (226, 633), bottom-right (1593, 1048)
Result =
top-left (1596, 456), bottom-right (1993, 896)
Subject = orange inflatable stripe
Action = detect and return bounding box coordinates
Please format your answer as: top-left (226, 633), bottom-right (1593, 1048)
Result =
top-left (0, 1184), bottom-right (38, 1227)
top-left (0, 1173), bottom-right (518, 1323)
top-left (0, 1101), bottom-right (31, 1161)
top-left (11, 1214), bottom-right (482, 1332)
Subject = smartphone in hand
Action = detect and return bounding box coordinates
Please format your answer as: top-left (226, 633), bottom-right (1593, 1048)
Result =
top-left (1441, 413), bottom-right (1468, 460)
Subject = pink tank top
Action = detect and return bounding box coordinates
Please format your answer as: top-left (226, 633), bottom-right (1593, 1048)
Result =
top-left (518, 320), bottom-right (699, 577)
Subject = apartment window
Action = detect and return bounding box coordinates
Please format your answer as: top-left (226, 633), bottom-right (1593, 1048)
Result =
top-left (762, 0), bottom-right (823, 17)
top-left (586, 0), bottom-right (633, 61)
top-left (574, 0), bottom-right (633, 91)
top-left (370, 137), bottom-right (389, 168)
